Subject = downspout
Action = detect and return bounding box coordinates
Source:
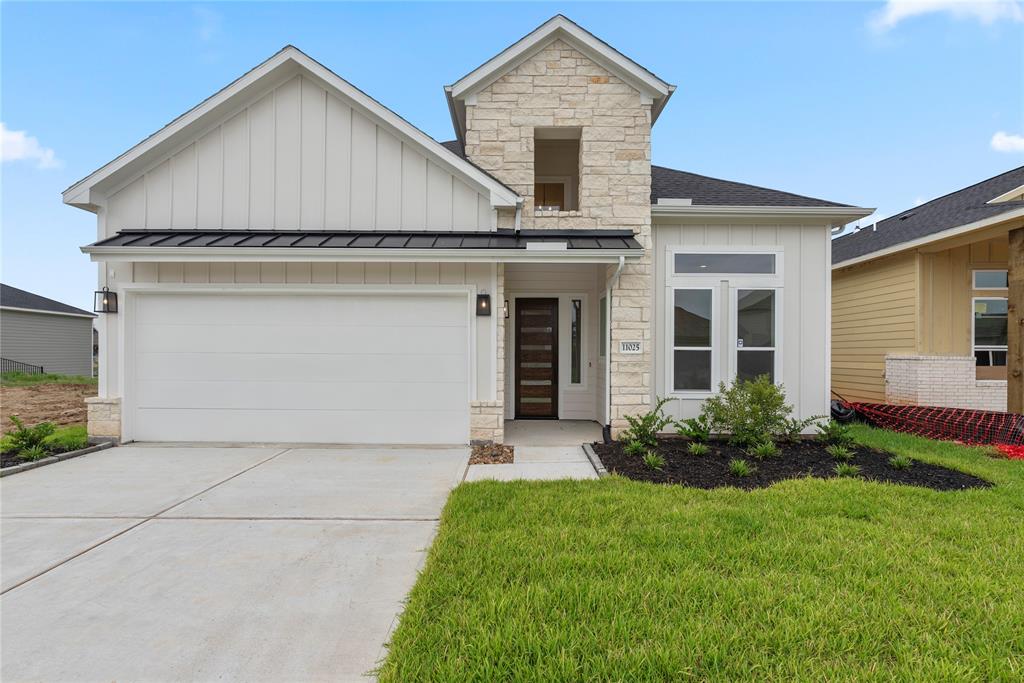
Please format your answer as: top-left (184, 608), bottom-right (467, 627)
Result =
top-left (603, 255), bottom-right (626, 443)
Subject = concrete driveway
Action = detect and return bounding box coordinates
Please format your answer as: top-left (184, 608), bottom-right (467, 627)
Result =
top-left (1, 444), bottom-right (468, 682)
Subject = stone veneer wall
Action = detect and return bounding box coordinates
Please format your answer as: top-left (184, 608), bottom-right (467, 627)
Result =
top-left (464, 39), bottom-right (653, 434)
top-left (885, 355), bottom-right (1007, 412)
top-left (470, 264), bottom-right (505, 443)
top-left (85, 397), bottom-right (121, 443)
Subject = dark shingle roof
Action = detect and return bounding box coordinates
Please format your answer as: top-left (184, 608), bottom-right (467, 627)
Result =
top-left (87, 229), bottom-right (643, 251)
top-left (1, 284), bottom-right (94, 317)
top-left (832, 166), bottom-right (1024, 265)
top-left (440, 141), bottom-right (853, 209)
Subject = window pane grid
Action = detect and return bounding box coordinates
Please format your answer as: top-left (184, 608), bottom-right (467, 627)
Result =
top-left (672, 289), bottom-right (713, 392)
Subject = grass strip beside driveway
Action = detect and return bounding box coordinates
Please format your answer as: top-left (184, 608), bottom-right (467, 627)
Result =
top-left (379, 426), bottom-right (1024, 681)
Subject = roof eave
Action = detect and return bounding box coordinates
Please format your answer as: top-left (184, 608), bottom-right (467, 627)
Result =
top-left (652, 204), bottom-right (874, 224)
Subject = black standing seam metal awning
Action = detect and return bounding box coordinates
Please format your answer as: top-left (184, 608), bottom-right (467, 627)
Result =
top-left (86, 229), bottom-right (643, 251)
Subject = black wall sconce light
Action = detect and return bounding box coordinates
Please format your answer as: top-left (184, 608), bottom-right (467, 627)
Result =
top-left (476, 293), bottom-right (492, 316)
top-left (94, 287), bottom-right (118, 313)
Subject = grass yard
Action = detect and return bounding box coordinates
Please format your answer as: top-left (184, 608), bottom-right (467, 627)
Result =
top-left (0, 371), bottom-right (97, 387)
top-left (379, 425), bottom-right (1024, 682)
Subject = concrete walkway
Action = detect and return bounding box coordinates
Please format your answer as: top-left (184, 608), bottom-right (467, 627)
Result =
top-left (1, 444), bottom-right (468, 683)
top-left (465, 421), bottom-right (602, 481)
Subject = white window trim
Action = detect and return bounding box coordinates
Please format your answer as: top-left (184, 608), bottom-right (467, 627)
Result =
top-left (972, 269), bottom-right (1009, 291)
top-left (665, 245), bottom-right (784, 285)
top-left (972, 295), bottom-right (1009, 369)
top-left (569, 297), bottom-right (585, 386)
top-left (666, 286), bottom-right (719, 397)
top-left (729, 287), bottom-right (783, 385)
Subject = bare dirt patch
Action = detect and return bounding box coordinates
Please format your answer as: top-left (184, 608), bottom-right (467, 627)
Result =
top-left (470, 443), bottom-right (514, 465)
top-left (1, 384), bottom-right (97, 434)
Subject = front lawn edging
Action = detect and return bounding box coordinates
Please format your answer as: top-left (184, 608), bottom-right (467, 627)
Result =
top-left (0, 442), bottom-right (115, 478)
top-left (582, 443), bottom-right (608, 477)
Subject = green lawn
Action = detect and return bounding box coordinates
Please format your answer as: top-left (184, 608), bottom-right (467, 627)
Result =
top-left (379, 425), bottom-right (1024, 682)
top-left (0, 371), bottom-right (97, 387)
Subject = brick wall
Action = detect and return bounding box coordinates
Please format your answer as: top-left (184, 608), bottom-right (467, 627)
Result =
top-left (885, 355), bottom-right (1007, 412)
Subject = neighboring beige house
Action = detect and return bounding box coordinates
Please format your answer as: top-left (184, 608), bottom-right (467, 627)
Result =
top-left (831, 166), bottom-right (1024, 412)
top-left (65, 16), bottom-right (868, 445)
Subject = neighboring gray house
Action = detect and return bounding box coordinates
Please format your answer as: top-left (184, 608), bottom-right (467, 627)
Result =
top-left (1, 284), bottom-right (95, 376)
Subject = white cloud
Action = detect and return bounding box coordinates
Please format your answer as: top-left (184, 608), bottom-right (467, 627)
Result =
top-left (0, 122), bottom-right (62, 169)
top-left (870, 0), bottom-right (1024, 32)
top-left (991, 131), bottom-right (1024, 152)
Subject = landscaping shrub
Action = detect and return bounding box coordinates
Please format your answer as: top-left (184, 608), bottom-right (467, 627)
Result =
top-left (7, 416), bottom-right (56, 453)
top-left (620, 397), bottom-right (675, 449)
top-left (676, 414), bottom-right (711, 442)
top-left (889, 454), bottom-right (913, 470)
top-left (749, 441), bottom-right (778, 459)
top-left (780, 415), bottom-right (824, 443)
top-left (700, 375), bottom-right (793, 447)
top-left (817, 419), bottom-right (854, 447)
top-left (642, 451), bottom-right (666, 470)
top-left (835, 462), bottom-right (861, 478)
top-left (728, 459), bottom-right (753, 477)
top-left (687, 442), bottom-right (709, 457)
top-left (623, 440), bottom-right (646, 457)
top-left (18, 445), bottom-right (48, 462)
top-left (826, 444), bottom-right (854, 461)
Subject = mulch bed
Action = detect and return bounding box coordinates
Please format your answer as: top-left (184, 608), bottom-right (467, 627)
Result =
top-left (592, 438), bottom-right (991, 491)
top-left (1, 452), bottom-right (26, 469)
top-left (470, 443), bottom-right (514, 465)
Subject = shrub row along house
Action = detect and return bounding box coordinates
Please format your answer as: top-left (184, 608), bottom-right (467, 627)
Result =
top-left (831, 167), bottom-right (1024, 414)
top-left (67, 16), bottom-right (871, 445)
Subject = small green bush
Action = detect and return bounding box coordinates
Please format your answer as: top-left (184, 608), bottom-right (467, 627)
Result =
top-left (643, 451), bottom-right (666, 470)
top-left (749, 441), bottom-right (778, 459)
top-left (700, 375), bottom-right (792, 447)
top-left (729, 459), bottom-right (753, 477)
top-left (826, 444), bottom-right (854, 461)
top-left (780, 416), bottom-right (825, 443)
top-left (44, 425), bottom-right (88, 453)
top-left (623, 440), bottom-right (646, 457)
top-left (835, 462), bottom-right (861, 478)
top-left (18, 445), bottom-right (48, 462)
top-left (676, 414), bottom-right (711, 443)
top-left (817, 420), bottom-right (854, 447)
top-left (889, 454), bottom-right (913, 470)
top-left (7, 416), bottom-right (56, 453)
top-left (687, 442), bottom-right (710, 457)
top-left (620, 397), bottom-right (675, 449)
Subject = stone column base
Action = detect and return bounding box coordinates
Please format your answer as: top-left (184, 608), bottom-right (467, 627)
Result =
top-left (885, 355), bottom-right (1007, 412)
top-left (85, 397), bottom-right (122, 444)
top-left (470, 401), bottom-right (504, 444)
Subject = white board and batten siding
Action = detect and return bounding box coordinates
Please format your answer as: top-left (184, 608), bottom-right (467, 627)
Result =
top-left (653, 219), bottom-right (832, 425)
top-left (105, 74), bottom-right (493, 236)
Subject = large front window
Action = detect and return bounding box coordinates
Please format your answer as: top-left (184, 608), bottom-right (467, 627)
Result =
top-left (672, 289), bottom-right (714, 391)
top-left (974, 297), bottom-right (1008, 376)
top-left (735, 289), bottom-right (776, 383)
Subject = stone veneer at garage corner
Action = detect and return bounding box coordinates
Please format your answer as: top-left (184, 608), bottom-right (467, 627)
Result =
top-left (85, 397), bottom-right (122, 443)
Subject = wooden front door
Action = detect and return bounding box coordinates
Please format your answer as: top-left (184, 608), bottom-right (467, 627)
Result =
top-left (515, 298), bottom-right (559, 418)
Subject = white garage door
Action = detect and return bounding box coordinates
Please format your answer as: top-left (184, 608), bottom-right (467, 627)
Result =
top-left (129, 292), bottom-right (470, 444)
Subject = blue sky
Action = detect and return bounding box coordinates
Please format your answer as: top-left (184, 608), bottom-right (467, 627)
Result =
top-left (2, 1), bottom-right (1022, 310)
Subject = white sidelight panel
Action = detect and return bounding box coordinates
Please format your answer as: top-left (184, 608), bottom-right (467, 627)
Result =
top-left (127, 291), bottom-right (470, 444)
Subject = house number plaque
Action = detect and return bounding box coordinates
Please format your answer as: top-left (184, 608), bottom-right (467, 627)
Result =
top-left (619, 341), bottom-right (642, 354)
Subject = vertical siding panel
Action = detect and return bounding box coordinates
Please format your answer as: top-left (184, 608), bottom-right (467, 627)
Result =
top-left (274, 77), bottom-right (301, 229)
top-left (109, 177), bottom-right (146, 232)
top-left (286, 262), bottom-right (312, 283)
top-left (364, 262), bottom-right (388, 284)
top-left (729, 224), bottom-right (753, 245)
top-left (439, 263), bottom-right (465, 284)
top-left (477, 195), bottom-right (491, 229)
top-left (311, 262), bottom-right (337, 283)
top-left (234, 263), bottom-right (259, 283)
top-left (171, 144), bottom-right (197, 229)
top-left (324, 95), bottom-right (352, 229)
top-left (260, 263), bottom-right (285, 283)
top-left (248, 93), bottom-right (275, 229)
top-left (336, 262), bottom-right (364, 284)
top-left (145, 160), bottom-right (171, 228)
top-left (375, 129), bottom-right (402, 229)
top-left (426, 163), bottom-right (452, 230)
top-left (990, 238), bottom-right (1008, 262)
top-left (349, 110), bottom-right (377, 228)
top-left (184, 263), bottom-right (210, 283)
top-left (779, 225), bottom-right (803, 412)
top-left (299, 77), bottom-right (326, 230)
top-left (222, 111), bottom-right (249, 229)
top-left (415, 262), bottom-right (440, 284)
top-left (196, 128), bottom-right (223, 229)
top-left (389, 262), bottom-right (414, 284)
top-left (134, 263), bottom-right (158, 283)
top-left (158, 263), bottom-right (184, 283)
top-left (209, 263), bottom-right (235, 283)
top-left (400, 147), bottom-right (427, 230)
top-left (452, 179), bottom-right (478, 230)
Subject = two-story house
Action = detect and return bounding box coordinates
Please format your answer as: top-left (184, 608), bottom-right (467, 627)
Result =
top-left (66, 16), bottom-right (870, 445)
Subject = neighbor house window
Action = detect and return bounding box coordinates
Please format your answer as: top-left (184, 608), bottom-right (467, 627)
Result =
top-left (570, 299), bottom-right (582, 384)
top-left (974, 298), bottom-right (1008, 377)
top-left (672, 289), bottom-right (714, 392)
top-left (973, 270), bottom-right (1008, 289)
top-left (534, 128), bottom-right (581, 211)
top-left (735, 289), bottom-right (777, 383)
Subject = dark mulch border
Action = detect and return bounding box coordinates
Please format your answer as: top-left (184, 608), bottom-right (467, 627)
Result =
top-left (470, 443), bottom-right (514, 465)
top-left (592, 438), bottom-right (991, 491)
top-left (1, 442), bottom-right (114, 477)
